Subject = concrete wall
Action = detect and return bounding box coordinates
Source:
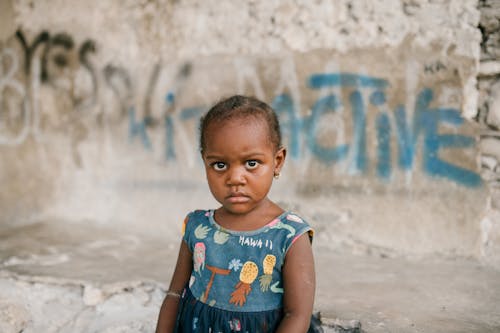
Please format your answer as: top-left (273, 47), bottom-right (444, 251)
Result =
top-left (1, 0), bottom-right (499, 266)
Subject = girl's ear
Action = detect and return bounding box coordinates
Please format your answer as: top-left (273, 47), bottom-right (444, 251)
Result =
top-left (274, 147), bottom-right (287, 175)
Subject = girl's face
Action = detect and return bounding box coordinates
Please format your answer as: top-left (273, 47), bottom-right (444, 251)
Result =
top-left (202, 117), bottom-right (285, 217)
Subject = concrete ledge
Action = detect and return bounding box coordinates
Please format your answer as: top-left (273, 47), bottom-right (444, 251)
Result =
top-left (1, 222), bottom-right (500, 332)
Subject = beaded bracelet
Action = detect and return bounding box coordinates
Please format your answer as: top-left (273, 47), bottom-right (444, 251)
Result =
top-left (166, 290), bottom-right (182, 298)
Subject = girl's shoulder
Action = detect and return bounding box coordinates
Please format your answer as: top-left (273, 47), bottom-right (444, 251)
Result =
top-left (275, 212), bottom-right (314, 241)
top-left (188, 209), bottom-right (211, 219)
top-left (260, 211), bottom-right (314, 254)
top-left (185, 209), bottom-right (212, 224)
top-left (181, 209), bottom-right (211, 237)
top-left (279, 212), bottom-right (308, 224)
top-left (274, 211), bottom-right (311, 228)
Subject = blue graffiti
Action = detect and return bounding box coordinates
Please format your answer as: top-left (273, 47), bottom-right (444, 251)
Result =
top-left (376, 112), bottom-right (391, 180)
top-left (128, 106), bottom-right (152, 150)
top-left (163, 92), bottom-right (205, 160)
top-left (349, 90), bottom-right (368, 173)
top-left (304, 73), bottom-right (480, 187)
top-left (308, 73), bottom-right (389, 89)
top-left (128, 73), bottom-right (481, 188)
top-left (165, 115), bottom-right (175, 160)
top-left (305, 73), bottom-right (387, 173)
top-left (394, 89), bottom-right (480, 187)
top-left (165, 105), bottom-right (205, 160)
top-left (307, 94), bottom-right (348, 163)
top-left (272, 94), bottom-right (304, 159)
top-left (164, 92), bottom-right (176, 160)
top-left (180, 106), bottom-right (205, 121)
top-left (371, 90), bottom-right (391, 179)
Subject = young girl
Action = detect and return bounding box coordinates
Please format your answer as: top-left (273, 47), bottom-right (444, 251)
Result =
top-left (156, 95), bottom-right (316, 333)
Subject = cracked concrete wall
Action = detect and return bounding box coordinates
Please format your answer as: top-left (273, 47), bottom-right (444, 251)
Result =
top-left (0, 0), bottom-right (498, 265)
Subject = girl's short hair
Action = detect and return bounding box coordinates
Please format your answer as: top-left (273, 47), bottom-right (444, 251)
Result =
top-left (199, 95), bottom-right (282, 153)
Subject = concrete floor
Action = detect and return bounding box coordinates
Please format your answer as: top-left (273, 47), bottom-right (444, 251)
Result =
top-left (1, 221), bottom-right (500, 333)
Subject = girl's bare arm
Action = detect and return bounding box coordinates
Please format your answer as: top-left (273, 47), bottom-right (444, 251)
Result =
top-left (155, 240), bottom-right (192, 333)
top-left (276, 233), bottom-right (315, 333)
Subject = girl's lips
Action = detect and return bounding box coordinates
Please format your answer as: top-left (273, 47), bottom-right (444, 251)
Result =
top-left (226, 195), bottom-right (250, 203)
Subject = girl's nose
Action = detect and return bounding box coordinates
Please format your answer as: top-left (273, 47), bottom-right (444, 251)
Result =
top-left (227, 167), bottom-right (246, 185)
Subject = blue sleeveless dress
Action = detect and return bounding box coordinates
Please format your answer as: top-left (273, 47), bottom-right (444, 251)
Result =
top-left (175, 209), bottom-right (313, 333)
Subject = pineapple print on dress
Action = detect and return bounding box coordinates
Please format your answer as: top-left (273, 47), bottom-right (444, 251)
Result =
top-left (229, 261), bottom-right (258, 307)
top-left (259, 254), bottom-right (276, 292)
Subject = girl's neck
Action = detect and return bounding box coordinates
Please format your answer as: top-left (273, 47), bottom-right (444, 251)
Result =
top-left (214, 200), bottom-right (284, 232)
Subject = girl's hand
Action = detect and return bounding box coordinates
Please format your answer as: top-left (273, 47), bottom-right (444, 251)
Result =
top-left (155, 241), bottom-right (192, 333)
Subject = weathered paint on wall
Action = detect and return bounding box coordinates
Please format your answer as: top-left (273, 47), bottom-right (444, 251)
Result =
top-left (0, 33), bottom-right (482, 184)
top-left (0, 0), bottom-right (497, 262)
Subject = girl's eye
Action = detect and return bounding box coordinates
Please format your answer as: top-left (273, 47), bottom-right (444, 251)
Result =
top-left (245, 160), bottom-right (259, 169)
top-left (212, 162), bottom-right (227, 171)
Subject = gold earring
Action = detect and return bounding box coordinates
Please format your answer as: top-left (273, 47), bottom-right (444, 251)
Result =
top-left (274, 172), bottom-right (280, 179)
